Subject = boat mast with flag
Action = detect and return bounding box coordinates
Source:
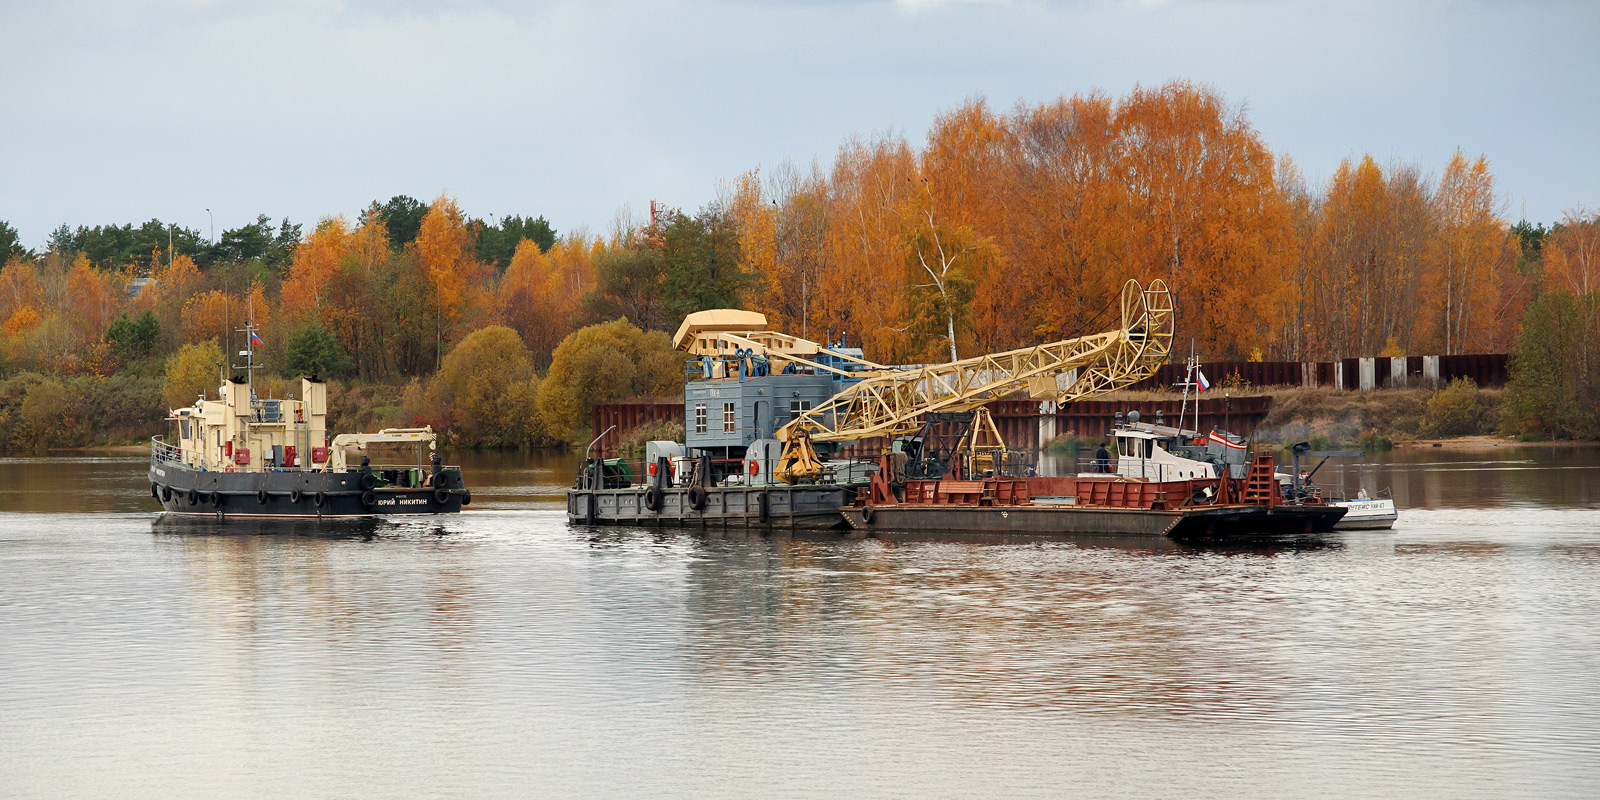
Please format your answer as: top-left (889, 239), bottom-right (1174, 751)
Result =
top-left (147, 318), bottom-right (471, 518)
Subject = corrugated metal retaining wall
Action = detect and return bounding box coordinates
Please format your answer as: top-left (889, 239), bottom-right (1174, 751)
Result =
top-left (1130, 354), bottom-right (1507, 391)
top-left (590, 401), bottom-right (682, 453)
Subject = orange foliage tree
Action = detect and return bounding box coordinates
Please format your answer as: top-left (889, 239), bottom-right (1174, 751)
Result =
top-left (413, 193), bottom-right (489, 368)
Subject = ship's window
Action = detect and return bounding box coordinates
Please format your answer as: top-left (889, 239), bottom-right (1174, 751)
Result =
top-left (723, 402), bottom-right (736, 432)
top-left (789, 399), bottom-right (811, 419)
top-left (694, 404), bottom-right (707, 434)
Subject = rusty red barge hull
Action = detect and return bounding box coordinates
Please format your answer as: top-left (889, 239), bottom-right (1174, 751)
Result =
top-left (841, 502), bottom-right (1345, 541)
top-left (843, 460), bottom-right (1346, 542)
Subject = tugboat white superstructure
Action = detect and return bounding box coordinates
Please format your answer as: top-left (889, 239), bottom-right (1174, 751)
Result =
top-left (148, 322), bottom-right (469, 518)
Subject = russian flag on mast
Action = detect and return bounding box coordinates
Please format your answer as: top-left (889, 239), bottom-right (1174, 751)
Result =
top-left (249, 330), bottom-right (264, 347)
top-left (1195, 368), bottom-right (1211, 394)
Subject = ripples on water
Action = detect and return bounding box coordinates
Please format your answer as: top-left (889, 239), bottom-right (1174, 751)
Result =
top-left (3, 449), bottom-right (1600, 798)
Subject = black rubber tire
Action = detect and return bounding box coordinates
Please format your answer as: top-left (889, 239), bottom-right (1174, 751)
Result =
top-left (150, 483), bottom-right (159, 499)
top-left (161, 485), bottom-right (172, 502)
top-left (359, 473), bottom-right (376, 491)
top-left (644, 486), bottom-right (663, 512)
top-left (313, 491), bottom-right (326, 508)
top-left (186, 490), bottom-right (199, 506)
top-left (289, 489), bottom-right (302, 504)
top-left (460, 491), bottom-right (470, 506)
top-left (688, 486), bottom-right (708, 511)
top-left (257, 488), bottom-right (269, 505)
top-left (756, 492), bottom-right (769, 524)
top-left (361, 491), bottom-right (377, 508)
top-left (860, 505), bottom-right (875, 524)
top-left (208, 491), bottom-right (221, 508)
top-left (433, 487), bottom-right (450, 505)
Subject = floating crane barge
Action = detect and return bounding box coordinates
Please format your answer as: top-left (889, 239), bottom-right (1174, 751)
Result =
top-left (568, 279), bottom-right (1344, 539)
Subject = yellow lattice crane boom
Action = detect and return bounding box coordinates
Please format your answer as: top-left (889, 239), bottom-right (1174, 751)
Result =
top-left (772, 279), bottom-right (1174, 481)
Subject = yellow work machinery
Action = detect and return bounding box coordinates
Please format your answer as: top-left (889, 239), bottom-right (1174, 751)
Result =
top-left (674, 279), bottom-right (1175, 484)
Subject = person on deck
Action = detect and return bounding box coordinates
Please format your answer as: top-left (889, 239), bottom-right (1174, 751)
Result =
top-left (1095, 442), bottom-right (1112, 473)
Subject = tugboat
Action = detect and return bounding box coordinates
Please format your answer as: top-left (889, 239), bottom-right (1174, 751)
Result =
top-left (148, 323), bottom-right (469, 518)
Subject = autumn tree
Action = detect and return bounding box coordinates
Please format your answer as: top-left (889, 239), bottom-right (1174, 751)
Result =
top-left (901, 210), bottom-right (997, 361)
top-left (163, 339), bottom-right (224, 409)
top-left (1427, 150), bottom-right (1507, 354)
top-left (421, 325), bottom-right (545, 447)
top-left (537, 319), bottom-right (683, 439)
top-left (413, 194), bottom-right (489, 368)
top-left (1543, 208), bottom-right (1600, 298)
top-left (498, 237), bottom-right (594, 369)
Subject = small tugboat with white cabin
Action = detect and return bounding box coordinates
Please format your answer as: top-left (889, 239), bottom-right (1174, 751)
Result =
top-left (149, 323), bottom-right (470, 519)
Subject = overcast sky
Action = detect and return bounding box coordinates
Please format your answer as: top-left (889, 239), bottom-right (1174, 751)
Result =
top-left (1, 0), bottom-right (1596, 248)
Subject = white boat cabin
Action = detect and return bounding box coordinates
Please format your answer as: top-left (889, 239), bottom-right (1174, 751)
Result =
top-left (164, 377), bottom-right (332, 473)
top-left (1079, 418), bottom-right (1250, 483)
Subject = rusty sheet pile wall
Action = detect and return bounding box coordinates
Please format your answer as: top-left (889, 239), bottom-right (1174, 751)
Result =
top-left (590, 353), bottom-right (1507, 454)
top-left (1132, 354), bottom-right (1507, 391)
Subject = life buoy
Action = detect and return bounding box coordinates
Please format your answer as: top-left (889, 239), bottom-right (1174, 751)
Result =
top-left (688, 486), bottom-right (708, 510)
top-left (313, 491), bottom-right (326, 508)
top-left (361, 490), bottom-right (377, 508)
top-left (257, 488), bottom-right (269, 505)
top-left (644, 485), bottom-right (663, 511)
top-left (860, 505), bottom-right (875, 524)
top-left (289, 489), bottom-right (303, 504)
top-left (433, 487), bottom-right (450, 505)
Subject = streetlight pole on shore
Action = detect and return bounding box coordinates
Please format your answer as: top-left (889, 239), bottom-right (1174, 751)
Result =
top-left (206, 208), bottom-right (213, 244)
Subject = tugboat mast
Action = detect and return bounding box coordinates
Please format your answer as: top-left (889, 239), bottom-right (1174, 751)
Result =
top-left (234, 313), bottom-right (261, 404)
top-left (1176, 341), bottom-right (1198, 434)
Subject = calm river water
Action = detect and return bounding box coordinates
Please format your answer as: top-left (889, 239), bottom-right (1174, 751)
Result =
top-left (4, 446), bottom-right (1600, 798)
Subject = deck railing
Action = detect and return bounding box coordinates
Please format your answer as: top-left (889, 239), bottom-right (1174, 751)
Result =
top-left (151, 436), bottom-right (199, 469)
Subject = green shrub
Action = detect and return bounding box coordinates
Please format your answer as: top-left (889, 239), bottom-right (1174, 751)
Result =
top-left (1423, 377), bottom-right (1486, 437)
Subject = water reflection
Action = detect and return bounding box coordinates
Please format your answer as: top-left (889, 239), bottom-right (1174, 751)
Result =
top-left (3, 449), bottom-right (1600, 797)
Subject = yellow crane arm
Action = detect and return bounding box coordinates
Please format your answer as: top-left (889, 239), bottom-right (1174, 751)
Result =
top-left (777, 279), bottom-right (1174, 445)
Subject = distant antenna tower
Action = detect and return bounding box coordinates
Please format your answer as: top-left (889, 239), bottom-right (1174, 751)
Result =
top-left (649, 200), bottom-right (660, 228)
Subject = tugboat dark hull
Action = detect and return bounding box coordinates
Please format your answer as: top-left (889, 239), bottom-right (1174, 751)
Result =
top-left (567, 484), bottom-right (857, 529)
top-left (149, 463), bottom-right (467, 518)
